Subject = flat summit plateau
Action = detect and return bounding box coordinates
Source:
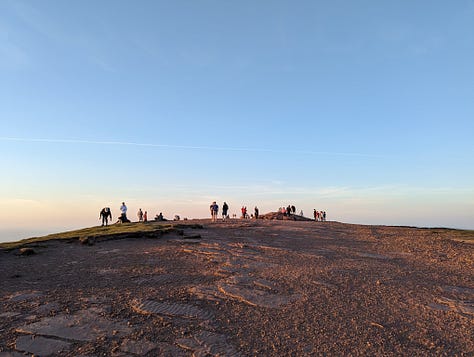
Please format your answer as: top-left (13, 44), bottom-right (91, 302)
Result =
top-left (1, 219), bottom-right (473, 356)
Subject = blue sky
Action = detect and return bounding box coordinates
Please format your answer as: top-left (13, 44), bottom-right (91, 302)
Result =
top-left (1, 0), bottom-right (473, 241)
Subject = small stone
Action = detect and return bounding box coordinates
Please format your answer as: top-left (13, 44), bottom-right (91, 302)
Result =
top-left (183, 235), bottom-right (202, 240)
top-left (19, 248), bottom-right (36, 256)
top-left (79, 236), bottom-right (95, 245)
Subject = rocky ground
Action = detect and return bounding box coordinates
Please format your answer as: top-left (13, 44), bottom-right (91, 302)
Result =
top-left (0, 219), bottom-right (473, 356)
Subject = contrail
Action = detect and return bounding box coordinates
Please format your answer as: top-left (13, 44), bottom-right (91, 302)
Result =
top-left (0, 136), bottom-right (388, 158)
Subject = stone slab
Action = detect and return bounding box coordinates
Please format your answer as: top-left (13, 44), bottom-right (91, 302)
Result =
top-left (0, 352), bottom-right (26, 357)
top-left (0, 312), bottom-right (21, 318)
top-left (120, 338), bottom-right (157, 355)
top-left (35, 302), bottom-right (61, 314)
top-left (131, 300), bottom-right (213, 320)
top-left (176, 330), bottom-right (241, 356)
top-left (218, 283), bottom-right (300, 309)
top-left (8, 291), bottom-right (43, 302)
top-left (16, 309), bottom-right (131, 342)
top-left (16, 335), bottom-right (71, 356)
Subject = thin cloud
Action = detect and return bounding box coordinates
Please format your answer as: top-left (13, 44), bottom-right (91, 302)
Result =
top-left (0, 136), bottom-right (388, 158)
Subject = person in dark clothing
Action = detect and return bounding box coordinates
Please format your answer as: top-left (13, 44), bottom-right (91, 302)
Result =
top-left (99, 207), bottom-right (112, 226)
top-left (291, 205), bottom-right (296, 215)
top-left (210, 201), bottom-right (219, 222)
top-left (222, 202), bottom-right (229, 220)
top-left (286, 205), bottom-right (291, 216)
top-left (254, 206), bottom-right (259, 219)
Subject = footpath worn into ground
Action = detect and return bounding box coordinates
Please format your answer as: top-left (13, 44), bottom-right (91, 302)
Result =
top-left (0, 220), bottom-right (473, 356)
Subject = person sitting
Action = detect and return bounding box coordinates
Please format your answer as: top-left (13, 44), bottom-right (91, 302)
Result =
top-left (155, 212), bottom-right (166, 221)
top-left (117, 215), bottom-right (131, 224)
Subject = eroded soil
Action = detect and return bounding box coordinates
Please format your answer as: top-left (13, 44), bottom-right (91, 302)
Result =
top-left (1, 220), bottom-right (473, 356)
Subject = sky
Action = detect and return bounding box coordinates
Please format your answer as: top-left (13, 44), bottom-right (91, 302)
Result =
top-left (1, 0), bottom-right (473, 242)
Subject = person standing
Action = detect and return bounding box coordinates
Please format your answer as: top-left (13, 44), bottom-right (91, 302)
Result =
top-left (137, 208), bottom-right (144, 222)
top-left (222, 202), bottom-right (229, 221)
top-left (99, 207), bottom-right (112, 226)
top-left (254, 206), bottom-right (259, 219)
top-left (144, 211), bottom-right (148, 222)
top-left (120, 202), bottom-right (128, 222)
top-left (210, 201), bottom-right (219, 222)
top-left (313, 209), bottom-right (317, 221)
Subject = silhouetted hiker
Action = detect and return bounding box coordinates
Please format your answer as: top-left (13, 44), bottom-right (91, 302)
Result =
top-left (254, 206), bottom-right (259, 219)
top-left (323, 211), bottom-right (327, 221)
top-left (99, 207), bottom-right (112, 226)
top-left (137, 208), bottom-right (144, 222)
top-left (210, 201), bottom-right (219, 222)
top-left (144, 211), bottom-right (148, 222)
top-left (222, 202), bottom-right (229, 220)
top-left (286, 205), bottom-right (291, 216)
top-left (313, 209), bottom-right (317, 220)
top-left (291, 205), bottom-right (296, 215)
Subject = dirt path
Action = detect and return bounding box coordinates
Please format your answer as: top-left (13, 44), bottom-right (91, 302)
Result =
top-left (1, 220), bottom-right (473, 356)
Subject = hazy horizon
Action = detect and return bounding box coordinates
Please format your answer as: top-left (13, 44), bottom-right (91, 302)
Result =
top-left (1, 1), bottom-right (473, 237)
top-left (1, 196), bottom-right (473, 244)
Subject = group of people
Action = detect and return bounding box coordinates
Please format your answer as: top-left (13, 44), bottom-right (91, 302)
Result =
top-left (99, 202), bottom-right (156, 226)
top-left (100, 201), bottom-right (328, 226)
top-left (279, 205), bottom-right (299, 216)
top-left (137, 208), bottom-right (148, 222)
top-left (99, 203), bottom-right (131, 225)
top-left (99, 202), bottom-right (131, 225)
top-left (241, 206), bottom-right (259, 219)
top-left (209, 202), bottom-right (260, 221)
top-left (314, 210), bottom-right (327, 221)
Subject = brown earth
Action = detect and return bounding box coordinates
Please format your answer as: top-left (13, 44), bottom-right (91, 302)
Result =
top-left (0, 219), bottom-right (473, 356)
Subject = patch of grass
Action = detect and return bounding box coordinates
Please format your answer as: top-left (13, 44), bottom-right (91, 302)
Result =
top-left (0, 222), bottom-right (179, 250)
top-left (428, 228), bottom-right (474, 244)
